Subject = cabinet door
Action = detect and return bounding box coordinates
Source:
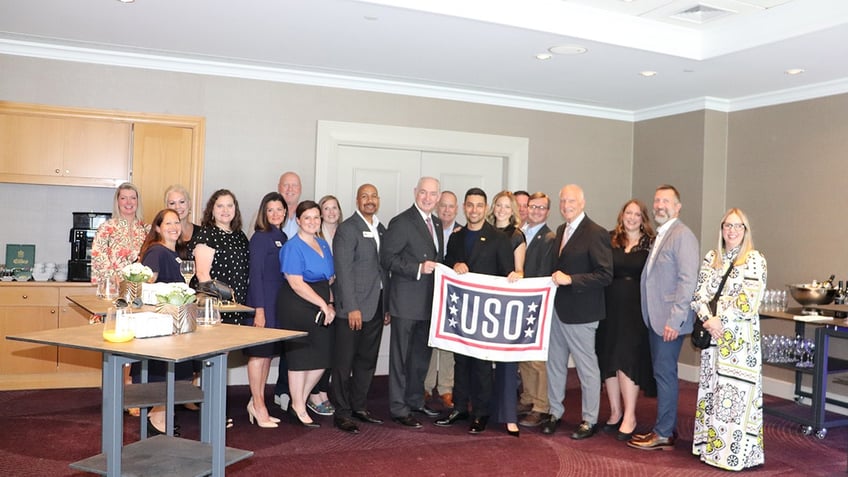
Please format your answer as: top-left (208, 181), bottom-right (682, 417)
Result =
top-left (0, 306), bottom-right (58, 375)
top-left (63, 118), bottom-right (131, 184)
top-left (57, 286), bottom-right (102, 373)
top-left (132, 123), bottom-right (197, 225)
top-left (0, 113), bottom-right (64, 177)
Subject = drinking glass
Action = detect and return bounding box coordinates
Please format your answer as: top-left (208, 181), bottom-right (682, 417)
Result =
top-left (98, 273), bottom-right (119, 300)
top-left (179, 260), bottom-right (195, 285)
top-left (197, 296), bottom-right (220, 326)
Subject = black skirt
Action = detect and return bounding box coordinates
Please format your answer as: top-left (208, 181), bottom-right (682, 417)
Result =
top-left (276, 279), bottom-right (333, 371)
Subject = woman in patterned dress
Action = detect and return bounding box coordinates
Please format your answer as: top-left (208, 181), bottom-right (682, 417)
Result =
top-left (91, 182), bottom-right (149, 284)
top-left (690, 208), bottom-right (767, 471)
top-left (194, 189), bottom-right (250, 325)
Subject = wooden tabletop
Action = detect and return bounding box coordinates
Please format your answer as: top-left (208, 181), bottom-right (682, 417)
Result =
top-left (66, 294), bottom-right (254, 315)
top-left (6, 323), bottom-right (305, 362)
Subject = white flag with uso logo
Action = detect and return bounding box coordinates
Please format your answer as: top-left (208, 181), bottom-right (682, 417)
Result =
top-left (429, 264), bottom-right (556, 362)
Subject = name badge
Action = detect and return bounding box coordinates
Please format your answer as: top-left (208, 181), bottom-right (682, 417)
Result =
top-left (275, 241), bottom-right (283, 247)
top-left (363, 231), bottom-right (374, 238)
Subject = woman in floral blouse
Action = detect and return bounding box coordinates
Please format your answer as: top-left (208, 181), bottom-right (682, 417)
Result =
top-left (91, 182), bottom-right (149, 284)
top-left (690, 208), bottom-right (766, 471)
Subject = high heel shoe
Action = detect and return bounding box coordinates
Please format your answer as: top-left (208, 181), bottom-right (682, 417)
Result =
top-left (248, 398), bottom-right (281, 423)
top-left (147, 418), bottom-right (180, 437)
top-left (247, 401), bottom-right (279, 428)
top-left (602, 417), bottom-right (623, 434)
top-left (506, 424), bottom-right (520, 437)
top-left (288, 406), bottom-right (320, 428)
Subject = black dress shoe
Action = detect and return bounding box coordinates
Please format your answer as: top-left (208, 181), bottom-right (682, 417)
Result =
top-left (434, 410), bottom-right (469, 427)
top-left (616, 430), bottom-right (634, 441)
top-left (571, 421), bottom-right (598, 440)
top-left (540, 414), bottom-right (559, 435)
top-left (147, 419), bottom-right (180, 438)
top-left (506, 425), bottom-right (520, 437)
top-left (411, 405), bottom-right (440, 418)
top-left (352, 410), bottom-right (383, 424)
top-left (602, 417), bottom-right (623, 434)
top-left (334, 417), bottom-right (360, 434)
top-left (392, 415), bottom-right (423, 428)
top-left (468, 416), bottom-right (489, 434)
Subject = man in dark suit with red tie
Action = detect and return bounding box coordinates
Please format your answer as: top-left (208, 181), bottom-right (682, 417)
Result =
top-left (380, 177), bottom-right (444, 428)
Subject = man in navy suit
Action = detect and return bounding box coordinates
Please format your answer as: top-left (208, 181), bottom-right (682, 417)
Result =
top-left (628, 184), bottom-right (699, 451)
top-left (541, 184), bottom-right (613, 440)
top-left (380, 177), bottom-right (444, 428)
top-left (331, 184), bottom-right (390, 434)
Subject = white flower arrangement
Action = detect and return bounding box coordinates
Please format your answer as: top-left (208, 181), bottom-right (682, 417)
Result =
top-left (121, 263), bottom-right (154, 283)
top-left (155, 282), bottom-right (197, 306)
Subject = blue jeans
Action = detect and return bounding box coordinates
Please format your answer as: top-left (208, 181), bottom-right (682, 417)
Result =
top-left (648, 331), bottom-right (683, 438)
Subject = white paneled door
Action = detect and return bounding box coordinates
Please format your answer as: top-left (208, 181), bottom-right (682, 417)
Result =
top-left (315, 121), bottom-right (528, 374)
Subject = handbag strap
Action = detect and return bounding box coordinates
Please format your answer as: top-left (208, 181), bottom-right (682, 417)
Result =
top-left (712, 263), bottom-right (734, 302)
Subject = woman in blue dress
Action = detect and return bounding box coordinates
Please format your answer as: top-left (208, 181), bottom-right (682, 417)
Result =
top-left (244, 192), bottom-right (288, 428)
top-left (277, 200), bottom-right (336, 428)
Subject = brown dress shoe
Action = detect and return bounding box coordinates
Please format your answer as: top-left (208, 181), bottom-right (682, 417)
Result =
top-left (516, 402), bottom-right (533, 415)
top-left (440, 393), bottom-right (454, 408)
top-left (424, 392), bottom-right (432, 402)
top-left (518, 411), bottom-right (543, 427)
top-left (627, 432), bottom-right (675, 450)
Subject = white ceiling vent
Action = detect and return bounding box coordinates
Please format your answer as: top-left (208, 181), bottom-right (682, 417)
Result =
top-left (669, 4), bottom-right (735, 24)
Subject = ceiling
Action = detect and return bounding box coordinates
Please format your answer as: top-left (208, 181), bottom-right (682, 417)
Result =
top-left (2, 0), bottom-right (848, 120)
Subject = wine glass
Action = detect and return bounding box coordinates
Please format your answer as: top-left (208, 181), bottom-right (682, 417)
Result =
top-left (179, 260), bottom-right (195, 285)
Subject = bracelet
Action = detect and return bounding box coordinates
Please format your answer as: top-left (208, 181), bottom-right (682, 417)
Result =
top-left (328, 301), bottom-right (335, 305)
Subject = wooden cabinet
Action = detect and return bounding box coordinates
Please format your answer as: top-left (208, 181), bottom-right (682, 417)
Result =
top-left (0, 282), bottom-right (101, 390)
top-left (0, 104), bottom-right (131, 187)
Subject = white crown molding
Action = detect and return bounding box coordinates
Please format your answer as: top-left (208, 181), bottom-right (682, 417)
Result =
top-left (1, 38), bottom-right (846, 123)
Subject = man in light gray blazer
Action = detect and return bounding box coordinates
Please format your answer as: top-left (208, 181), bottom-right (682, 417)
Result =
top-left (331, 184), bottom-right (390, 434)
top-left (629, 184), bottom-right (699, 451)
top-left (380, 177), bottom-right (444, 428)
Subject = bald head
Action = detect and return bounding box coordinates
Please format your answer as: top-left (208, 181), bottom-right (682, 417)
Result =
top-left (278, 172), bottom-right (302, 215)
top-left (559, 184), bottom-right (585, 224)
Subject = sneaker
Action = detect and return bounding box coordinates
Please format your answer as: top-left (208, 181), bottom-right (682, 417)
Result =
top-left (274, 393), bottom-right (290, 411)
top-left (307, 400), bottom-right (335, 416)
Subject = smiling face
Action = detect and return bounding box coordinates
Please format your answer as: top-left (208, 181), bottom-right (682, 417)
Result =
top-left (414, 177), bottom-right (440, 214)
top-left (437, 192), bottom-right (458, 225)
top-left (266, 200), bottom-right (286, 228)
top-left (559, 185), bottom-right (585, 224)
top-left (117, 188), bottom-right (139, 220)
top-left (356, 184), bottom-right (380, 219)
top-left (297, 206), bottom-right (322, 235)
top-left (493, 195), bottom-right (514, 226)
top-left (464, 194), bottom-right (487, 230)
top-left (321, 198), bottom-right (341, 225)
top-left (653, 188), bottom-right (681, 226)
top-left (212, 194), bottom-right (236, 229)
top-left (621, 201), bottom-right (643, 234)
top-left (165, 190), bottom-right (190, 221)
top-left (157, 210), bottom-right (182, 247)
top-left (722, 212), bottom-right (746, 250)
top-left (527, 196), bottom-right (550, 227)
top-left (277, 172), bottom-right (302, 213)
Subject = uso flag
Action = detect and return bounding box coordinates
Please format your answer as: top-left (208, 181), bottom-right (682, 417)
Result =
top-left (429, 264), bottom-right (556, 362)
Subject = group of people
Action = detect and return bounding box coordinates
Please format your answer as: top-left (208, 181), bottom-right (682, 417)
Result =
top-left (89, 173), bottom-right (767, 472)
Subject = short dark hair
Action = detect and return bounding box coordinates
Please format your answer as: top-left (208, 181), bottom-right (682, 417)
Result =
top-left (656, 184), bottom-right (681, 203)
top-left (254, 192), bottom-right (287, 232)
top-left (513, 190), bottom-right (530, 200)
top-left (464, 187), bottom-right (487, 203)
top-left (296, 200), bottom-right (320, 219)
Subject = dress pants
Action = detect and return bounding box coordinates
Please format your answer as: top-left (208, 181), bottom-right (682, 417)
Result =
top-left (424, 349), bottom-right (455, 395)
top-left (493, 362), bottom-right (518, 424)
top-left (388, 316), bottom-right (432, 417)
top-left (518, 360), bottom-right (548, 412)
top-left (546, 318), bottom-right (600, 424)
top-left (453, 354), bottom-right (493, 418)
top-left (331, 301), bottom-right (384, 418)
top-left (648, 331), bottom-right (684, 438)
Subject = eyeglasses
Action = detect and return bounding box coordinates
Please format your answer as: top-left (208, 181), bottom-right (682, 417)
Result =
top-left (722, 223), bottom-right (746, 231)
top-left (528, 205), bottom-right (548, 210)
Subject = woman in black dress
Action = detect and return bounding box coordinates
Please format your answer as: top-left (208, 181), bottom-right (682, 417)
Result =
top-left (596, 199), bottom-right (656, 441)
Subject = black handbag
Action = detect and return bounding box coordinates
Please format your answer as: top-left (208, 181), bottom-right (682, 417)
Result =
top-left (691, 264), bottom-right (734, 349)
top-left (195, 279), bottom-right (234, 302)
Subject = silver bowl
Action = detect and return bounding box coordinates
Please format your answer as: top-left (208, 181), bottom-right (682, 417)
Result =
top-left (787, 284), bottom-right (836, 314)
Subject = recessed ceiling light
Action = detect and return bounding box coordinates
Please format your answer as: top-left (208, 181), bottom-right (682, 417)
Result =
top-left (117, 0), bottom-right (135, 3)
top-left (785, 68), bottom-right (805, 75)
top-left (549, 45), bottom-right (587, 55)
top-left (364, 16), bottom-right (378, 21)
top-left (639, 71), bottom-right (658, 77)
top-left (535, 53), bottom-right (553, 61)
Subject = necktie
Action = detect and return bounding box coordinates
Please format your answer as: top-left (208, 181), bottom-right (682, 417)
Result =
top-left (559, 223), bottom-right (572, 254)
top-left (425, 216), bottom-right (435, 239)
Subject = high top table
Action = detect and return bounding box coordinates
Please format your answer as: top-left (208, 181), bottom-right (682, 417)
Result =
top-left (7, 323), bottom-right (305, 476)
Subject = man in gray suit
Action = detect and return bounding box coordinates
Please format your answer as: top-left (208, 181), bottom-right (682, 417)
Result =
top-left (331, 184), bottom-right (390, 434)
top-left (380, 176), bottom-right (444, 428)
top-left (628, 184), bottom-right (699, 451)
top-left (542, 184), bottom-right (613, 439)
top-left (517, 191), bottom-right (556, 427)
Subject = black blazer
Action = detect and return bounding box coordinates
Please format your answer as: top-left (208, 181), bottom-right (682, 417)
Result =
top-left (524, 224), bottom-right (556, 278)
top-left (444, 222), bottom-right (514, 277)
top-left (552, 215), bottom-right (613, 324)
top-left (380, 205), bottom-right (444, 321)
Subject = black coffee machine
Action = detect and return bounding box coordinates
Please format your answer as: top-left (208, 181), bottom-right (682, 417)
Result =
top-left (68, 212), bottom-right (111, 282)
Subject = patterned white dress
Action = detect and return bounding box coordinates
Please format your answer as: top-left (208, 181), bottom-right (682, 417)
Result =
top-left (690, 248), bottom-right (767, 471)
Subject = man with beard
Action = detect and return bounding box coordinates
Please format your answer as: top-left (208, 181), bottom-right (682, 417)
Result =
top-left (628, 184), bottom-right (699, 451)
top-left (331, 184), bottom-right (390, 434)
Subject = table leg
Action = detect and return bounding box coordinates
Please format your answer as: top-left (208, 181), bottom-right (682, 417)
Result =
top-left (166, 361), bottom-right (176, 435)
top-left (201, 353), bottom-right (227, 476)
top-left (812, 326), bottom-right (828, 431)
top-left (102, 353), bottom-right (130, 477)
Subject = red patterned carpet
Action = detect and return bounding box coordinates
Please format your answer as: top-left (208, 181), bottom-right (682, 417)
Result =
top-left (1, 372), bottom-right (845, 476)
